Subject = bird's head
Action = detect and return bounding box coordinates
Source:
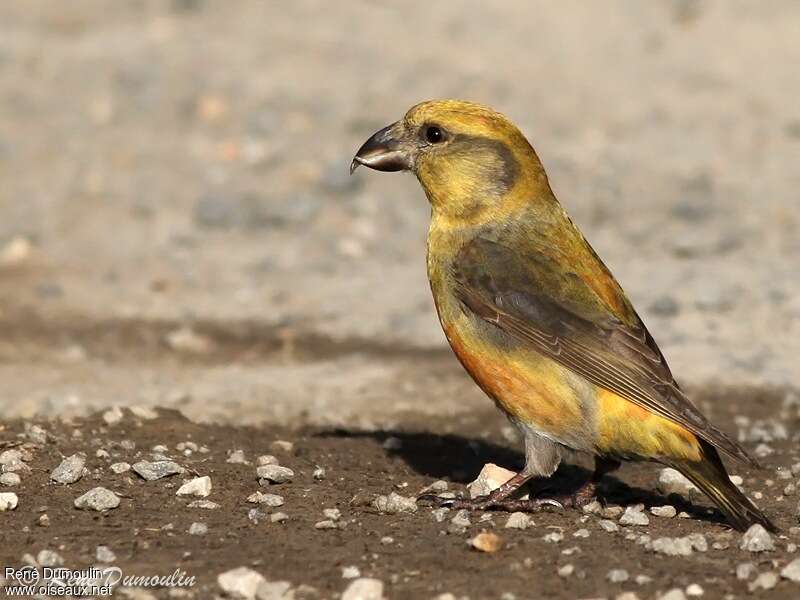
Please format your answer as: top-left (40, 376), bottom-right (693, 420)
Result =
top-left (351, 99), bottom-right (551, 222)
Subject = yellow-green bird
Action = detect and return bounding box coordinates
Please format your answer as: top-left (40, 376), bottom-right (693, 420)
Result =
top-left (351, 99), bottom-right (775, 532)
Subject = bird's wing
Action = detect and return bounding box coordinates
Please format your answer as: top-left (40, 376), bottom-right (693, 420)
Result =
top-left (452, 236), bottom-right (754, 465)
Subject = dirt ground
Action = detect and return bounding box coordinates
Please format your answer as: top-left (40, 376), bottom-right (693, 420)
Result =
top-left (1, 2), bottom-right (800, 599)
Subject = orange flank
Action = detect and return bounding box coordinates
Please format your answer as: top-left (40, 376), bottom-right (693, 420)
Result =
top-left (443, 320), bottom-right (584, 440)
top-left (595, 388), bottom-right (701, 461)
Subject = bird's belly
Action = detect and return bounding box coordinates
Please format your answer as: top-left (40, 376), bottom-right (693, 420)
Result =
top-left (442, 317), bottom-right (596, 451)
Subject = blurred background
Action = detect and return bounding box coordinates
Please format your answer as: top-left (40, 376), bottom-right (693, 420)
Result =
top-left (0, 1), bottom-right (798, 426)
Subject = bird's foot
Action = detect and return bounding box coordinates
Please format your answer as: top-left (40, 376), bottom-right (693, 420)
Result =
top-left (417, 481), bottom-right (598, 513)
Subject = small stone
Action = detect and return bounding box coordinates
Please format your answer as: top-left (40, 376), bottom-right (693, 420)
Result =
top-left (601, 506), bottom-right (624, 519)
top-left (619, 505), bottom-right (649, 526)
top-left (635, 575), bottom-right (653, 586)
top-left (256, 455), bottom-right (279, 466)
top-left (650, 505), bottom-right (677, 518)
top-left (657, 468), bottom-right (697, 497)
top-left (256, 580), bottom-right (293, 600)
top-left (189, 522), bottom-right (208, 535)
top-left (736, 562), bottom-right (757, 580)
top-left (74, 487), bottom-right (120, 511)
top-left (188, 500), bottom-right (220, 509)
top-left (247, 492), bottom-right (284, 507)
top-left (658, 590), bottom-right (687, 600)
top-left (598, 519), bottom-right (619, 532)
top-left (132, 460), bottom-right (185, 481)
top-left (96, 546), bottom-right (116, 563)
top-left (37, 513), bottom-right (50, 527)
top-left (341, 578), bottom-right (384, 600)
top-left (748, 572), bottom-right (778, 592)
top-left (582, 500), bottom-right (602, 514)
top-left (449, 509), bottom-right (471, 534)
top-left (650, 537), bottom-right (694, 556)
top-left (505, 512), bottom-right (532, 530)
top-left (270, 512), bottom-right (289, 523)
top-left (371, 492), bottom-right (417, 514)
top-left (257, 465), bottom-right (294, 484)
top-left (0, 449), bottom-right (28, 473)
top-left (380, 536), bottom-right (394, 545)
top-left (685, 583), bottom-right (703, 596)
top-left (431, 508), bottom-right (449, 523)
top-left (217, 566), bottom-right (266, 599)
top-left (176, 476), bottom-right (212, 497)
top-left (312, 466), bottom-right (326, 480)
top-left (0, 472), bottom-right (21, 486)
top-left (543, 531), bottom-right (564, 543)
top-left (129, 405), bottom-right (159, 420)
top-left (607, 569), bottom-right (629, 583)
top-left (574, 528), bottom-right (590, 538)
top-left (96, 449), bottom-right (110, 459)
top-left (781, 557), bottom-right (800, 582)
top-left (740, 524), bottom-right (774, 552)
top-left (270, 440), bottom-right (293, 453)
top-left (470, 531), bottom-right (503, 553)
top-left (616, 593), bottom-right (641, 600)
top-left (323, 508), bottom-right (341, 521)
top-left (557, 564), bottom-right (574, 578)
top-left (165, 327), bottom-right (214, 354)
top-left (110, 462), bottom-right (131, 474)
top-left (314, 519), bottom-right (338, 530)
top-left (467, 464), bottom-right (523, 499)
top-left (729, 475), bottom-right (744, 486)
top-left (50, 453), bottom-right (86, 484)
top-left (226, 450), bottom-right (248, 464)
top-left (37, 549), bottom-right (64, 567)
top-left (341, 566), bottom-right (361, 579)
top-left (103, 406), bottom-right (124, 425)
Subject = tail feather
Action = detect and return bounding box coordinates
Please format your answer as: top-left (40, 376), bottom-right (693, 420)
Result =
top-left (671, 441), bottom-right (776, 533)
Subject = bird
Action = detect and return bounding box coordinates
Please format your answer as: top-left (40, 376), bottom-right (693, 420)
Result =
top-left (350, 99), bottom-right (775, 532)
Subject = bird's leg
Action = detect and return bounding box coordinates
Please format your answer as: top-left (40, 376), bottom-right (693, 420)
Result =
top-left (417, 471), bottom-right (533, 510)
top-left (490, 456), bottom-right (621, 512)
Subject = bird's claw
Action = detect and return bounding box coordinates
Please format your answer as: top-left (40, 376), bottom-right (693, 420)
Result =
top-left (416, 493), bottom-right (458, 508)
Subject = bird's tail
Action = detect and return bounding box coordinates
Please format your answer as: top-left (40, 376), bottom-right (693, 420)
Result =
top-left (671, 440), bottom-right (776, 533)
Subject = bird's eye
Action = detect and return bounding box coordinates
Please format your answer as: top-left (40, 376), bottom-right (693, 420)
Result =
top-left (425, 126), bottom-right (445, 144)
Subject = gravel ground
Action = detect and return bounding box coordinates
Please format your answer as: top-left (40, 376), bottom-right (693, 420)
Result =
top-left (1, 392), bottom-right (799, 599)
top-left (1, 2), bottom-right (799, 599)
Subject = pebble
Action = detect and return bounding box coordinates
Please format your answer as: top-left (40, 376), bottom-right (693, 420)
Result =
top-left (341, 578), bottom-right (384, 600)
top-left (607, 569), bottom-right (629, 583)
top-left (543, 531), bottom-right (564, 543)
top-left (649, 505), bottom-right (677, 518)
top-left (37, 549), bottom-right (64, 567)
top-left (132, 460), bottom-right (185, 481)
top-left (256, 455), bottom-right (279, 466)
top-left (314, 520), bottom-right (338, 530)
top-left (619, 505), bottom-right (649, 526)
top-left (226, 450), bottom-right (247, 464)
top-left (110, 462), bottom-right (131, 474)
top-left (257, 465), bottom-right (294, 484)
top-left (217, 566), bottom-right (265, 600)
top-left (247, 492), bottom-right (284, 507)
top-left (574, 528), bottom-right (590, 538)
top-left (103, 406), bottom-right (124, 425)
top-left (380, 536), bottom-right (394, 545)
top-left (505, 512), bottom-right (533, 530)
top-left (598, 519), bottom-right (619, 532)
top-left (470, 531), bottom-right (503, 553)
top-left (342, 566), bottom-right (361, 579)
top-left (74, 487), bottom-right (120, 511)
top-left (312, 466), bottom-right (326, 480)
top-left (323, 508), bottom-right (341, 521)
top-left (658, 590), bottom-right (687, 600)
top-left (739, 523), bottom-right (774, 552)
top-left (748, 572), bottom-right (779, 592)
top-left (165, 327), bottom-right (214, 354)
top-left (50, 453), bottom-right (86, 484)
top-left (649, 534), bottom-right (706, 556)
top-left (781, 557), bottom-right (800, 582)
top-left (657, 468), bottom-right (697, 497)
top-left (188, 500), bottom-right (220, 509)
top-left (0, 472), bottom-right (21, 486)
top-left (270, 440), bottom-right (294, 453)
top-left (270, 512), bottom-right (289, 523)
top-left (601, 506), bottom-right (624, 519)
top-left (449, 510), bottom-right (471, 534)
top-left (372, 492), bottom-right (417, 514)
top-left (0, 449), bottom-right (28, 473)
top-left (257, 580), bottom-right (293, 600)
top-left (176, 476), bottom-right (212, 497)
top-left (188, 522), bottom-right (208, 535)
top-left (736, 562), bottom-right (757, 580)
top-left (96, 546), bottom-right (116, 563)
top-left (685, 583), bottom-right (703, 596)
top-left (616, 593), bottom-right (641, 600)
top-left (467, 463), bottom-right (520, 499)
top-left (557, 564), bottom-right (574, 577)
top-left (129, 405), bottom-right (159, 420)
top-left (431, 507), bottom-right (449, 523)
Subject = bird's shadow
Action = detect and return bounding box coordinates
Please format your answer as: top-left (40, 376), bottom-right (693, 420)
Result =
top-left (316, 427), bottom-right (726, 526)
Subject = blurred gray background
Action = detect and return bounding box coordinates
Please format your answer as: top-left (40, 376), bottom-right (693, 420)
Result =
top-left (0, 1), bottom-right (798, 425)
